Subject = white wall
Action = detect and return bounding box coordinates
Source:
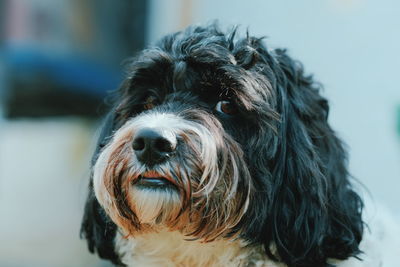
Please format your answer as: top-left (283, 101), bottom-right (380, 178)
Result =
top-left (148, 0), bottom-right (400, 215)
top-left (0, 119), bottom-right (108, 267)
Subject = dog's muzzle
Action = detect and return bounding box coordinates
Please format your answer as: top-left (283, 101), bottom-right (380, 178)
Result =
top-left (93, 110), bottom-right (252, 239)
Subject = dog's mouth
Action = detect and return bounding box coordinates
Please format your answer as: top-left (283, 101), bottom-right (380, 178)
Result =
top-left (134, 171), bottom-right (177, 190)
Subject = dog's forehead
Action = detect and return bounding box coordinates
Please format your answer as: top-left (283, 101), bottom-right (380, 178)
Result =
top-left (129, 52), bottom-right (271, 108)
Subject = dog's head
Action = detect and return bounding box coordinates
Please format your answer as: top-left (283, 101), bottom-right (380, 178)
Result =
top-left (81, 25), bottom-right (363, 267)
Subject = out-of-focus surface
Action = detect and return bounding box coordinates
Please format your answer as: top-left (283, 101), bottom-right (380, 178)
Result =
top-left (0, 119), bottom-right (101, 267)
top-left (0, 0), bottom-right (399, 266)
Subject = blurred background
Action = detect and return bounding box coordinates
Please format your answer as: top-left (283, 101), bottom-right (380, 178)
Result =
top-left (0, 0), bottom-right (399, 266)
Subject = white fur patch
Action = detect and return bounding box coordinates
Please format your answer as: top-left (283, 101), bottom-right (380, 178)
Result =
top-left (334, 201), bottom-right (400, 267)
top-left (129, 186), bottom-right (181, 224)
top-left (115, 231), bottom-right (281, 267)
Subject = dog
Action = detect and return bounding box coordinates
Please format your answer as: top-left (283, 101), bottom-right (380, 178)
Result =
top-left (81, 24), bottom-right (398, 267)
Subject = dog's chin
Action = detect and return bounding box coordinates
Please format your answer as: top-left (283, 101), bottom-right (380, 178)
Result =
top-left (129, 172), bottom-right (183, 225)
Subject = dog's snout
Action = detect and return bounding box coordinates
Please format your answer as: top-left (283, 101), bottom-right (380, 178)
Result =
top-left (132, 128), bottom-right (176, 165)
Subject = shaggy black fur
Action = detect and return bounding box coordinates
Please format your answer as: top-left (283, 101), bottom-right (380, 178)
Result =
top-left (81, 24), bottom-right (363, 267)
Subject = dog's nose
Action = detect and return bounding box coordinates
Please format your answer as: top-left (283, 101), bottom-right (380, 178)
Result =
top-left (132, 128), bottom-right (176, 165)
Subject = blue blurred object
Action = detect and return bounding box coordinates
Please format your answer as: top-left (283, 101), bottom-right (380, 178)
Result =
top-left (1, 0), bottom-right (147, 117)
top-left (3, 45), bottom-right (122, 98)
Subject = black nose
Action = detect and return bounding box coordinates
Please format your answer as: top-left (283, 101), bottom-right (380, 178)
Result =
top-left (132, 128), bottom-right (176, 165)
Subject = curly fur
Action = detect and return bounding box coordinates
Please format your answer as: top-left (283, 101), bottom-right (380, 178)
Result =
top-left (81, 24), bottom-right (366, 267)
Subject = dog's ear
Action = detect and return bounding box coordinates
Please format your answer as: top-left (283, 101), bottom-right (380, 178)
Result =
top-left (261, 49), bottom-right (364, 266)
top-left (80, 112), bottom-right (123, 265)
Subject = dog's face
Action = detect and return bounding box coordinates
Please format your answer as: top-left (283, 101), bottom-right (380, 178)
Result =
top-left (92, 46), bottom-right (279, 242)
top-left (82, 25), bottom-right (363, 267)
top-left (93, 99), bottom-right (253, 240)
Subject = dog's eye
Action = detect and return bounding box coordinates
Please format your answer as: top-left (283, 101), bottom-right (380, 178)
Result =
top-left (215, 100), bottom-right (237, 115)
top-left (143, 96), bottom-right (157, 110)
